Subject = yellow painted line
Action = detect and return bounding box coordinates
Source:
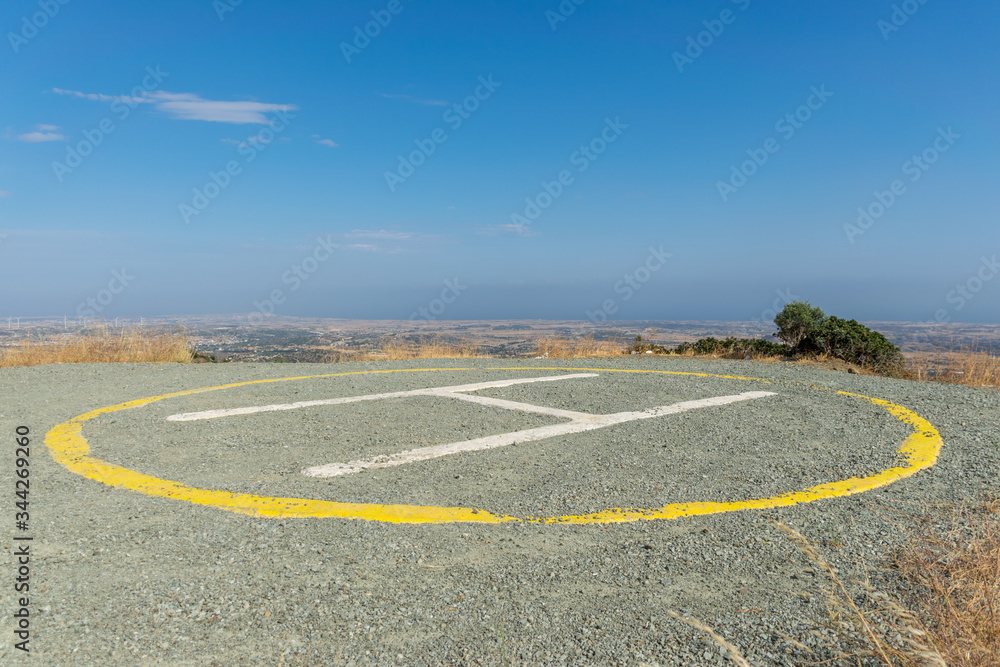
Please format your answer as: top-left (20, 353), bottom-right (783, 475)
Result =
top-left (44, 367), bottom-right (942, 525)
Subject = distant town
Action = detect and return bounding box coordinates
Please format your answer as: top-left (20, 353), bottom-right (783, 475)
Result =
top-left (2, 315), bottom-right (996, 363)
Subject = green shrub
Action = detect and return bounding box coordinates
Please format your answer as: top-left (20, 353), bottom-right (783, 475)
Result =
top-left (809, 316), bottom-right (905, 374)
top-left (774, 301), bottom-right (827, 348)
top-left (672, 337), bottom-right (789, 358)
top-left (643, 301), bottom-right (904, 375)
top-left (771, 301), bottom-right (904, 373)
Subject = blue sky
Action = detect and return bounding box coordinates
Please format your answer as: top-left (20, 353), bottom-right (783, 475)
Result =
top-left (2, 0), bottom-right (998, 324)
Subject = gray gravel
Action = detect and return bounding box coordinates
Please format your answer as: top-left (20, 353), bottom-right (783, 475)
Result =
top-left (2, 357), bottom-right (998, 666)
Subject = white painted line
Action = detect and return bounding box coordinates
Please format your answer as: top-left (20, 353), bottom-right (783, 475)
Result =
top-left (165, 388), bottom-right (425, 421)
top-left (302, 390), bottom-right (777, 477)
top-left (164, 372), bottom-right (776, 479)
top-left (417, 373), bottom-right (600, 394)
top-left (588, 391), bottom-right (779, 427)
top-left (304, 422), bottom-right (600, 477)
top-left (433, 391), bottom-right (593, 421)
top-left (165, 373), bottom-right (599, 422)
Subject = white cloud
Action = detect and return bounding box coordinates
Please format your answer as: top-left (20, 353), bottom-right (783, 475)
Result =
top-left (346, 243), bottom-right (379, 252)
top-left (145, 91), bottom-right (296, 124)
top-left (312, 134), bottom-right (339, 148)
top-left (14, 124), bottom-right (67, 142)
top-left (51, 87), bottom-right (296, 124)
top-left (17, 131), bottom-right (66, 142)
top-left (220, 135), bottom-right (257, 146)
top-left (346, 229), bottom-right (414, 240)
top-left (0, 190), bottom-right (11, 197)
top-left (378, 92), bottom-right (449, 106)
top-left (479, 223), bottom-right (540, 237)
top-left (52, 87), bottom-right (148, 105)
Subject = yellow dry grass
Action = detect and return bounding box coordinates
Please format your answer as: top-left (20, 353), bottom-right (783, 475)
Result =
top-left (775, 521), bottom-right (942, 666)
top-left (323, 338), bottom-right (485, 362)
top-left (773, 502), bottom-right (1000, 666)
top-left (0, 326), bottom-right (193, 367)
top-left (532, 336), bottom-right (626, 358)
top-left (372, 339), bottom-right (484, 360)
top-left (892, 503), bottom-right (1000, 666)
top-left (908, 348), bottom-right (1000, 390)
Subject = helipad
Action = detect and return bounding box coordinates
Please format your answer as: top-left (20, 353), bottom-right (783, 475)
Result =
top-left (44, 367), bottom-right (943, 524)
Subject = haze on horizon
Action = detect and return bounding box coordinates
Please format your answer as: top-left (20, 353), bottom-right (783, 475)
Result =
top-left (2, 1), bottom-right (998, 325)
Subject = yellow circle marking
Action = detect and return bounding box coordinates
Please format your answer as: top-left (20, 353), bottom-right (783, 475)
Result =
top-left (44, 367), bottom-right (942, 524)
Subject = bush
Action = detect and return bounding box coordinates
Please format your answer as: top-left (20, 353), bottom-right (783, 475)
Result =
top-left (645, 302), bottom-right (905, 375)
top-left (774, 301), bottom-right (827, 348)
top-left (809, 316), bottom-right (906, 374)
top-left (771, 302), bottom-right (905, 373)
top-left (672, 337), bottom-right (789, 358)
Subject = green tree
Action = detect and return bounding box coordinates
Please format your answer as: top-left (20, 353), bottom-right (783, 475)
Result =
top-left (774, 301), bottom-right (827, 349)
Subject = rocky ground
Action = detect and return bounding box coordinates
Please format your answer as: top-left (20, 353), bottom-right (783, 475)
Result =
top-left (1, 357), bottom-right (997, 665)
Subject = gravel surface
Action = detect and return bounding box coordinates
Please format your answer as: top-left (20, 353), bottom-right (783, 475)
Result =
top-left (2, 357), bottom-right (998, 666)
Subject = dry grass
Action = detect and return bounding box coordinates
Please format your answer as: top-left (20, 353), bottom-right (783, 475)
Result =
top-left (532, 336), bottom-right (627, 358)
top-left (372, 339), bottom-right (484, 360)
top-left (908, 348), bottom-right (1000, 390)
top-left (0, 326), bottom-right (193, 367)
top-left (774, 521), bottom-right (941, 666)
top-left (666, 611), bottom-right (753, 667)
top-left (789, 352), bottom-right (883, 375)
top-left (892, 503), bottom-right (1000, 666)
top-left (323, 337), bottom-right (485, 362)
top-left (775, 505), bottom-right (1000, 667)
top-left (323, 335), bottom-right (628, 362)
top-left (690, 349), bottom-right (787, 363)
